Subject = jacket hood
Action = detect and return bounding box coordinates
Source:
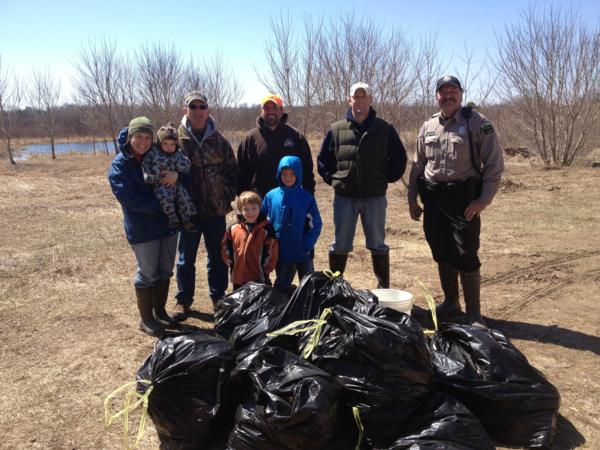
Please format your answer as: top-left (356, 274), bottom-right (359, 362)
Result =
top-left (346, 106), bottom-right (376, 131)
top-left (277, 155), bottom-right (303, 188)
top-left (181, 115), bottom-right (217, 140)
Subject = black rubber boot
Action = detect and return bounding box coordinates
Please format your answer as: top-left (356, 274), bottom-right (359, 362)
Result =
top-left (435, 263), bottom-right (461, 317)
top-left (136, 287), bottom-right (164, 337)
top-left (152, 279), bottom-right (178, 326)
top-left (328, 252), bottom-right (348, 276)
top-left (371, 252), bottom-right (390, 289)
top-left (460, 270), bottom-right (487, 328)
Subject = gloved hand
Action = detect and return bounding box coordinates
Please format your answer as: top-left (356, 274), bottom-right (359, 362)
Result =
top-left (117, 127), bottom-right (128, 153)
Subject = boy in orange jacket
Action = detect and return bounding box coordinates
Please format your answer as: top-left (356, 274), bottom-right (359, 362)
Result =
top-left (221, 191), bottom-right (279, 290)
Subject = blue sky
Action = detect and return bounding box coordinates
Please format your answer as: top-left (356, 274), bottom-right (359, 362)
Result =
top-left (1, 0), bottom-right (598, 105)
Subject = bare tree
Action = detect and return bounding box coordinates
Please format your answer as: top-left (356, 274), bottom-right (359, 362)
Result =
top-left (29, 68), bottom-right (61, 159)
top-left (413, 32), bottom-right (447, 121)
top-left (375, 30), bottom-right (417, 128)
top-left (115, 52), bottom-right (138, 126)
top-left (136, 43), bottom-right (184, 125)
top-left (495, 5), bottom-right (600, 165)
top-left (199, 54), bottom-right (242, 132)
top-left (258, 12), bottom-right (324, 135)
top-left (73, 38), bottom-right (124, 154)
top-left (258, 12), bottom-right (298, 107)
top-left (452, 42), bottom-right (497, 108)
top-left (296, 16), bottom-right (323, 135)
top-left (0, 57), bottom-right (23, 164)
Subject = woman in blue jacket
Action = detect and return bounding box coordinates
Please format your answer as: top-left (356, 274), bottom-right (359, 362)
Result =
top-left (262, 155), bottom-right (322, 296)
top-left (108, 116), bottom-right (179, 337)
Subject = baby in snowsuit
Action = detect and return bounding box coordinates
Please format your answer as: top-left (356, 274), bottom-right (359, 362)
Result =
top-left (142, 123), bottom-right (197, 229)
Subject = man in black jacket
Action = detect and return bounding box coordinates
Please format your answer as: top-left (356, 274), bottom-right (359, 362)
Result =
top-left (318, 82), bottom-right (407, 288)
top-left (237, 94), bottom-right (315, 197)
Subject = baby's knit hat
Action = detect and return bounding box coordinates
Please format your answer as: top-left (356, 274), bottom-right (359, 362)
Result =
top-left (156, 123), bottom-right (178, 144)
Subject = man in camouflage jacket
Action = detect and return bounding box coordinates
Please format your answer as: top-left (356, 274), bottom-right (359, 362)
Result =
top-left (172, 91), bottom-right (238, 320)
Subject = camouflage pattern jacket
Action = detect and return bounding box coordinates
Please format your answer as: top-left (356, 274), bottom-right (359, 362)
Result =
top-left (178, 116), bottom-right (238, 218)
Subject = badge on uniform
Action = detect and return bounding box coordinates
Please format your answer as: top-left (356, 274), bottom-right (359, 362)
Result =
top-left (458, 126), bottom-right (466, 136)
top-left (481, 122), bottom-right (494, 135)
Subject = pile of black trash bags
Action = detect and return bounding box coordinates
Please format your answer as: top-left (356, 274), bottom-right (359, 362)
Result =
top-left (136, 272), bottom-right (560, 450)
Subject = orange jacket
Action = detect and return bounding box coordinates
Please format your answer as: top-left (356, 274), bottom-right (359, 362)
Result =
top-left (221, 214), bottom-right (279, 286)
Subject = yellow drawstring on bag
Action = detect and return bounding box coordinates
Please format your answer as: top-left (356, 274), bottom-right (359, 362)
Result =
top-left (104, 379), bottom-right (153, 449)
top-left (267, 308), bottom-right (333, 359)
top-left (352, 406), bottom-right (365, 450)
top-left (323, 269), bottom-right (341, 279)
top-left (418, 281), bottom-right (439, 335)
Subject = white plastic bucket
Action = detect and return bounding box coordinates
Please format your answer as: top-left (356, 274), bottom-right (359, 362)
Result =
top-left (372, 289), bottom-right (414, 315)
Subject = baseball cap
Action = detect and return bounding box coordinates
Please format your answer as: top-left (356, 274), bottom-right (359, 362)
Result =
top-left (349, 82), bottom-right (372, 97)
top-left (184, 91), bottom-right (208, 105)
top-left (260, 94), bottom-right (284, 108)
top-left (435, 75), bottom-right (463, 93)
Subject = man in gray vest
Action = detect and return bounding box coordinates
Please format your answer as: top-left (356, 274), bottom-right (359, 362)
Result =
top-left (318, 82), bottom-right (407, 288)
top-left (407, 75), bottom-right (504, 328)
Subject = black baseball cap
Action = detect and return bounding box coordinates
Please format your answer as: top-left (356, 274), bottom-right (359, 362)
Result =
top-left (436, 75), bottom-right (463, 92)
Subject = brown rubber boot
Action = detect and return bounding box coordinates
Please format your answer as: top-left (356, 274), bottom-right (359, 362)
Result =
top-left (371, 252), bottom-right (390, 289)
top-left (136, 287), bottom-right (164, 337)
top-left (153, 279), bottom-right (178, 326)
top-left (460, 270), bottom-right (487, 328)
top-left (328, 252), bottom-right (348, 276)
top-left (435, 263), bottom-right (461, 317)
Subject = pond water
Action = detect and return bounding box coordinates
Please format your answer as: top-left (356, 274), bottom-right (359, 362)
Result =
top-left (15, 141), bottom-right (114, 161)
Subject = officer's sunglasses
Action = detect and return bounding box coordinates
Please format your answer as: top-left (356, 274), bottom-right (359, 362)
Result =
top-left (188, 104), bottom-right (208, 110)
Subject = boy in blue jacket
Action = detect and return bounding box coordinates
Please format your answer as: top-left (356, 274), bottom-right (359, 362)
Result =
top-left (262, 155), bottom-right (322, 296)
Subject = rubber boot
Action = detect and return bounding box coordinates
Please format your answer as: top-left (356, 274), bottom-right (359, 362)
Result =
top-left (328, 252), bottom-right (348, 276)
top-left (435, 263), bottom-right (461, 317)
top-left (460, 270), bottom-right (487, 328)
top-left (136, 287), bottom-right (164, 337)
top-left (153, 279), bottom-right (178, 326)
top-left (371, 253), bottom-right (390, 289)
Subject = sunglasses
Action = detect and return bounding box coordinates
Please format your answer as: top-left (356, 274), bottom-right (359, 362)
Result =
top-left (188, 104), bottom-right (208, 110)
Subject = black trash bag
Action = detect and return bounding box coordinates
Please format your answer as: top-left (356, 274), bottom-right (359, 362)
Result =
top-left (228, 310), bottom-right (299, 355)
top-left (306, 305), bottom-right (436, 448)
top-left (352, 295), bottom-right (415, 323)
top-left (274, 271), bottom-right (376, 328)
top-left (136, 330), bottom-right (236, 448)
top-left (430, 324), bottom-right (560, 448)
top-left (371, 391), bottom-right (495, 450)
top-left (215, 282), bottom-right (288, 340)
top-left (226, 346), bottom-right (342, 449)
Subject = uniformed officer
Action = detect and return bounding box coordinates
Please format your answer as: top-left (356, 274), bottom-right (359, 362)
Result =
top-left (407, 75), bottom-right (504, 328)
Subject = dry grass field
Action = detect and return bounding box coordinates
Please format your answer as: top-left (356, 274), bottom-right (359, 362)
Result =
top-left (0, 149), bottom-right (599, 449)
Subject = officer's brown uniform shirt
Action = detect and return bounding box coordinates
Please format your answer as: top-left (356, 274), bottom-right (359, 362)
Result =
top-left (408, 108), bottom-right (504, 205)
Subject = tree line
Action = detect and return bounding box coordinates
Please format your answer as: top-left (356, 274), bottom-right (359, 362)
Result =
top-left (1, 5), bottom-right (598, 166)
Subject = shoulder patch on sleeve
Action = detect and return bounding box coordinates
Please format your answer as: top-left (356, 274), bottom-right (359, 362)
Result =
top-left (481, 122), bottom-right (494, 135)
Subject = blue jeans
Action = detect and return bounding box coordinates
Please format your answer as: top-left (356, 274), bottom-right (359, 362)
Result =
top-left (330, 194), bottom-right (389, 254)
top-left (175, 215), bottom-right (228, 305)
top-left (131, 234), bottom-right (178, 288)
top-left (274, 259), bottom-right (315, 294)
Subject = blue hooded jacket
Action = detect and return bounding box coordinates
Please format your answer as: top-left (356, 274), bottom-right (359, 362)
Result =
top-left (262, 155), bottom-right (322, 262)
top-left (108, 127), bottom-right (175, 244)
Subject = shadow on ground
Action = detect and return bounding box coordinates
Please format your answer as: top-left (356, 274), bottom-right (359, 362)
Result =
top-left (411, 306), bottom-right (600, 356)
top-left (188, 310), bottom-right (215, 322)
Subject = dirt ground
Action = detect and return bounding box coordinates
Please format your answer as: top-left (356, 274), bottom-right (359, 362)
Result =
top-left (0, 151), bottom-right (598, 449)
